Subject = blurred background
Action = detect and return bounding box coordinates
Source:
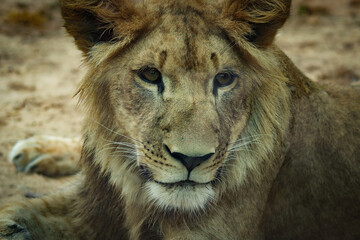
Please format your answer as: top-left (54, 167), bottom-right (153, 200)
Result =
top-left (0, 0), bottom-right (359, 204)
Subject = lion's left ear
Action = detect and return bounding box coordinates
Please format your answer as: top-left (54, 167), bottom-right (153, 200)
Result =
top-left (219, 0), bottom-right (291, 48)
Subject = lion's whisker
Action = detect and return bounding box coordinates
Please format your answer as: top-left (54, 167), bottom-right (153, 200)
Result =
top-left (228, 140), bottom-right (256, 150)
top-left (102, 141), bottom-right (138, 149)
top-left (97, 145), bottom-right (137, 155)
top-left (112, 151), bottom-right (140, 156)
top-left (220, 41), bottom-right (236, 56)
top-left (96, 121), bottom-right (144, 145)
top-left (228, 134), bottom-right (269, 145)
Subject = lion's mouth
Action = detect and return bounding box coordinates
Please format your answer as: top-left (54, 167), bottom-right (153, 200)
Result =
top-left (154, 180), bottom-right (213, 188)
top-left (140, 165), bottom-right (223, 189)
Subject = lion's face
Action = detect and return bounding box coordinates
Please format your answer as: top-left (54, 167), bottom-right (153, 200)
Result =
top-left (94, 14), bottom-right (254, 211)
top-left (67, 0), bottom-right (291, 213)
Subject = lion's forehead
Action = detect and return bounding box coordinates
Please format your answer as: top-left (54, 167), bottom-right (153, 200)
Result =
top-left (131, 13), bottom-right (238, 76)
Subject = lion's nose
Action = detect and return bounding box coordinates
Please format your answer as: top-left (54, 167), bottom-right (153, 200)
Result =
top-left (164, 145), bottom-right (214, 172)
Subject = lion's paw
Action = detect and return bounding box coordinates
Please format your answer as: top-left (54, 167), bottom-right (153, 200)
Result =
top-left (0, 220), bottom-right (32, 240)
top-left (8, 135), bottom-right (82, 177)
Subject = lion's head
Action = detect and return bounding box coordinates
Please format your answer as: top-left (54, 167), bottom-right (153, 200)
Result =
top-left (61, 0), bottom-right (291, 212)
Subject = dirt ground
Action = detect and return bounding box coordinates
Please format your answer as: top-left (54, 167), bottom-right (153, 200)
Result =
top-left (0, 0), bottom-right (359, 206)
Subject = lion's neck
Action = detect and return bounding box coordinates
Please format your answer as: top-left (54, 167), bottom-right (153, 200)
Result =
top-left (75, 140), bottom-right (160, 239)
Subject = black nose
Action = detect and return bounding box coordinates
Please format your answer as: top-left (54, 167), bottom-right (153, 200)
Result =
top-left (164, 145), bottom-right (214, 172)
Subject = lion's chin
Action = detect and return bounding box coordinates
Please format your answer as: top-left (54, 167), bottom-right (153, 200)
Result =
top-left (145, 181), bottom-right (215, 212)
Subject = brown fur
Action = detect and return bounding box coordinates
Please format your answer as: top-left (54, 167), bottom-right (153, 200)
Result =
top-left (0, 0), bottom-right (359, 239)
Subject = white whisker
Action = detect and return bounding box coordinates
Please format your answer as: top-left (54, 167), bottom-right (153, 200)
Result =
top-left (96, 121), bottom-right (144, 145)
top-left (220, 41), bottom-right (236, 56)
top-left (102, 141), bottom-right (138, 149)
top-left (229, 134), bottom-right (269, 145)
top-left (228, 140), bottom-right (255, 150)
top-left (112, 150), bottom-right (142, 156)
top-left (97, 146), bottom-right (137, 155)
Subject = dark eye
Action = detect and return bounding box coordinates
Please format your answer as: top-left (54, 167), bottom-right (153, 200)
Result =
top-left (214, 72), bottom-right (235, 87)
top-left (138, 67), bottom-right (162, 84)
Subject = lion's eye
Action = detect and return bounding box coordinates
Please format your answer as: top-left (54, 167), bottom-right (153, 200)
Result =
top-left (138, 67), bottom-right (162, 84)
top-left (214, 72), bottom-right (234, 87)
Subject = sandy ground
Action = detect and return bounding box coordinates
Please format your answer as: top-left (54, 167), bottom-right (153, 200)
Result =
top-left (0, 0), bottom-right (359, 206)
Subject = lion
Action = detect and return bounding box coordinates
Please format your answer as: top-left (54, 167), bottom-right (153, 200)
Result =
top-left (1, 0), bottom-right (359, 239)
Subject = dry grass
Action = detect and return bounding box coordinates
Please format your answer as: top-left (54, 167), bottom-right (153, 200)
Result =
top-left (7, 81), bottom-right (36, 92)
top-left (349, 0), bottom-right (360, 7)
top-left (4, 10), bottom-right (47, 28)
top-left (319, 67), bottom-right (360, 85)
top-left (297, 3), bottom-right (330, 16)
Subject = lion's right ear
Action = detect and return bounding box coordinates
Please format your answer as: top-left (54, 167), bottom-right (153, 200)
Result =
top-left (60, 0), bottom-right (148, 56)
